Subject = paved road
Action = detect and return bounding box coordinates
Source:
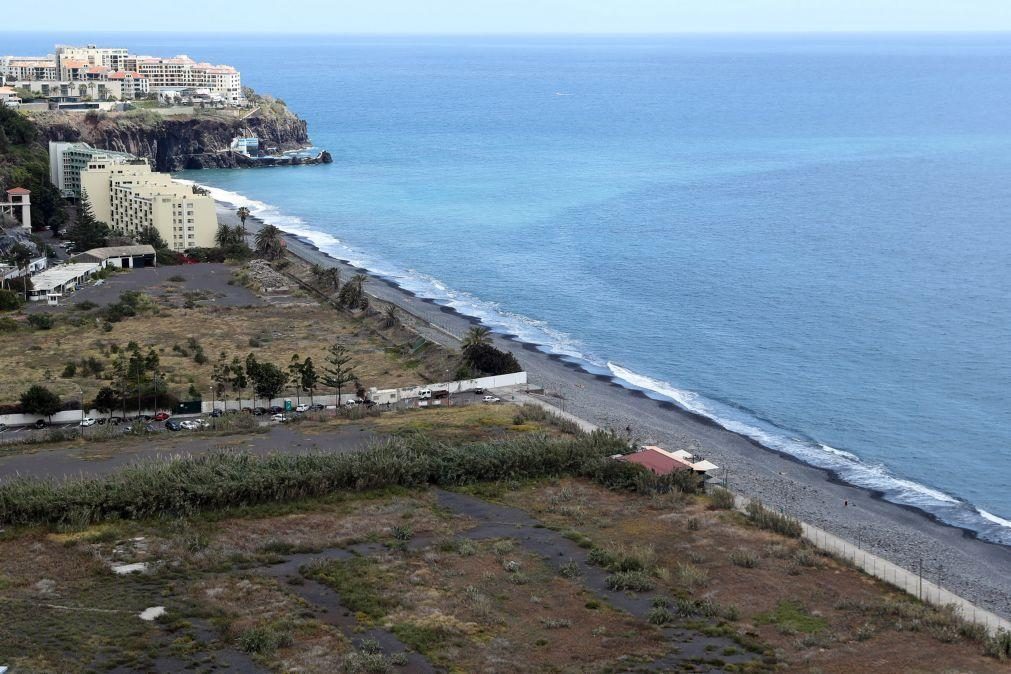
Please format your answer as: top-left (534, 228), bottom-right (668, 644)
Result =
top-left (0, 422), bottom-right (378, 483)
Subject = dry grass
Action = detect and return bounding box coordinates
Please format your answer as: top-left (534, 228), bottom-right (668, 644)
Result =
top-left (496, 478), bottom-right (1007, 673)
top-left (0, 300), bottom-right (455, 404)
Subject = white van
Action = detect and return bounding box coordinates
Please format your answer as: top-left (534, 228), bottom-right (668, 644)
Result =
top-left (418, 388), bottom-right (432, 400)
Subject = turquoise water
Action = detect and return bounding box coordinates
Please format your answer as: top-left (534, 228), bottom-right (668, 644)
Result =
top-left (6, 33), bottom-right (1011, 543)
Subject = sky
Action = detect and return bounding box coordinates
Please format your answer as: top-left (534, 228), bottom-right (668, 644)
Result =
top-left (8, 0), bottom-right (1011, 34)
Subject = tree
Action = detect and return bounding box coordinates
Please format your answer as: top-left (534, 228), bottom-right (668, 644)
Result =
top-left (215, 223), bottom-right (250, 260)
top-left (462, 326), bottom-right (493, 351)
top-left (20, 385), bottom-right (61, 422)
top-left (321, 342), bottom-right (355, 411)
top-left (300, 356), bottom-right (319, 406)
top-left (5, 242), bottom-right (35, 302)
top-left (93, 386), bottom-right (118, 420)
top-left (463, 342), bottom-right (522, 376)
top-left (228, 355), bottom-right (248, 407)
top-left (337, 273), bottom-right (368, 309)
top-left (236, 206), bottom-right (251, 236)
top-left (66, 193), bottom-right (111, 251)
top-left (254, 224), bottom-right (285, 260)
top-left (288, 354), bottom-right (303, 405)
top-left (382, 304), bottom-right (398, 329)
top-left (245, 355), bottom-right (286, 406)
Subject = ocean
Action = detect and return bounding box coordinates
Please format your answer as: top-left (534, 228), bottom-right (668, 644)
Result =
top-left (5, 32), bottom-right (1011, 544)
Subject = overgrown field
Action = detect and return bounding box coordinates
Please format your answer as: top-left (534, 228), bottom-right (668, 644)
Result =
top-left (0, 286), bottom-right (456, 405)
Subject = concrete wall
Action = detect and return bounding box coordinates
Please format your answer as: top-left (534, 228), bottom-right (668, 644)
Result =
top-left (200, 372), bottom-right (529, 413)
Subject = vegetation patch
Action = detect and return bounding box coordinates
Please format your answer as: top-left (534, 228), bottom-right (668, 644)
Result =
top-left (755, 600), bottom-right (827, 634)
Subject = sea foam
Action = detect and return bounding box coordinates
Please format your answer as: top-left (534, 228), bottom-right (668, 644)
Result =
top-left (192, 180), bottom-right (1011, 547)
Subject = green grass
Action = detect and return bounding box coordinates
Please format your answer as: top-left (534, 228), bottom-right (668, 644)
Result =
top-left (745, 500), bottom-right (803, 538)
top-left (392, 622), bottom-right (452, 654)
top-left (755, 600), bottom-right (827, 634)
top-left (302, 557), bottom-right (391, 622)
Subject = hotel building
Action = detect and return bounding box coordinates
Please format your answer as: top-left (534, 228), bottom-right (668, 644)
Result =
top-left (80, 159), bottom-right (217, 251)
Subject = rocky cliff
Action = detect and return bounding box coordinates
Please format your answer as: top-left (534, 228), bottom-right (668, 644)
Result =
top-left (33, 103), bottom-right (330, 172)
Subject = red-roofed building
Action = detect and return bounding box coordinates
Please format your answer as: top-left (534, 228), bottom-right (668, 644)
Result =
top-left (618, 447), bottom-right (694, 475)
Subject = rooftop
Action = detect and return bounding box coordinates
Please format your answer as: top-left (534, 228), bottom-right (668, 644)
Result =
top-left (72, 245), bottom-right (156, 261)
top-left (28, 263), bottom-right (100, 292)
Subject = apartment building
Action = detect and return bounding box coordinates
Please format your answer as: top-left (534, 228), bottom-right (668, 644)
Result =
top-left (80, 160), bottom-right (217, 251)
top-left (18, 75), bottom-right (150, 101)
top-left (136, 56), bottom-right (244, 104)
top-left (49, 142), bottom-right (137, 198)
top-left (3, 44), bottom-right (242, 106)
top-left (55, 45), bottom-right (130, 72)
top-left (0, 56), bottom-right (58, 81)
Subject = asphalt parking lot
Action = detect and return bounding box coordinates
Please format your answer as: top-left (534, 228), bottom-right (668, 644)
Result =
top-left (27, 263), bottom-right (263, 313)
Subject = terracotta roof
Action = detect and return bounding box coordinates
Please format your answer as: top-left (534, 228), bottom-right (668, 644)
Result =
top-left (6, 188), bottom-right (31, 195)
top-left (61, 60), bottom-right (87, 68)
top-left (618, 448), bottom-right (693, 475)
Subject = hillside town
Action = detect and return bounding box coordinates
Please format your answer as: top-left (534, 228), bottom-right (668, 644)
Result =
top-left (1, 43), bottom-right (245, 111)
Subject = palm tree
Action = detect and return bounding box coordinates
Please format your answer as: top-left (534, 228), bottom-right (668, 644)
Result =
top-left (310, 263), bottom-right (326, 286)
top-left (325, 267), bottom-right (341, 291)
top-left (382, 304), bottom-right (398, 329)
top-left (236, 206), bottom-right (251, 236)
top-left (462, 326), bottom-right (492, 351)
top-left (7, 242), bottom-right (34, 302)
top-left (254, 224), bottom-right (285, 260)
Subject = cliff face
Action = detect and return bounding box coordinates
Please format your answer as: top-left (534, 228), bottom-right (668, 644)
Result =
top-left (34, 108), bottom-right (325, 172)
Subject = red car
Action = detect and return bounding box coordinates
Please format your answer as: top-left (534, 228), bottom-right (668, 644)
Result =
top-left (153, 412), bottom-right (171, 421)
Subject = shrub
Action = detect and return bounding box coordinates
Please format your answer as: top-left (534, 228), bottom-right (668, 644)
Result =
top-left (168, 275), bottom-right (186, 282)
top-left (0, 317), bottom-right (18, 332)
top-left (27, 314), bottom-right (52, 330)
top-left (675, 562), bottom-right (709, 589)
top-left (649, 605), bottom-right (675, 625)
top-left (0, 289), bottom-right (23, 310)
top-left (606, 570), bottom-right (654, 592)
top-left (746, 500), bottom-right (803, 538)
top-left (729, 549), bottom-right (760, 568)
top-left (75, 300), bottom-right (98, 311)
top-left (985, 630), bottom-right (1011, 660)
top-left (709, 487), bottom-right (735, 510)
top-left (558, 560), bottom-right (582, 578)
top-left (61, 362), bottom-right (77, 378)
top-left (237, 624), bottom-right (293, 654)
top-left (0, 431), bottom-right (631, 526)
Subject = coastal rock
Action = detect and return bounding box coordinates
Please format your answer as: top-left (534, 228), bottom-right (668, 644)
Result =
top-left (33, 108), bottom-right (321, 172)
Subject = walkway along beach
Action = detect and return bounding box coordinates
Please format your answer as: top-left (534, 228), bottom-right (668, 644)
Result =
top-left (218, 203), bottom-right (1011, 622)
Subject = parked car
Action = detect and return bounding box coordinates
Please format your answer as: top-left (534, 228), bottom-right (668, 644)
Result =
top-left (135, 414), bottom-right (152, 421)
top-left (344, 399), bottom-right (359, 407)
top-left (418, 388), bottom-right (432, 399)
top-left (179, 420), bottom-right (199, 431)
top-left (241, 407), bottom-right (253, 414)
top-left (472, 388), bottom-right (484, 395)
top-left (271, 413), bottom-right (285, 422)
top-left (309, 404), bottom-right (326, 411)
top-left (210, 409), bottom-right (224, 417)
top-left (269, 405), bottom-right (284, 415)
top-left (482, 395), bottom-right (501, 403)
top-left (165, 420), bottom-right (182, 431)
top-left (79, 417), bottom-right (97, 427)
top-left (34, 419), bottom-right (47, 429)
top-left (108, 416), bottom-right (123, 425)
top-left (0, 423), bottom-right (7, 432)
top-left (153, 412), bottom-right (170, 421)
top-left (295, 404), bottom-right (310, 413)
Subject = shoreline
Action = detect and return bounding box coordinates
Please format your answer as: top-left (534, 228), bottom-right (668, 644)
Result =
top-left (217, 203), bottom-right (1011, 620)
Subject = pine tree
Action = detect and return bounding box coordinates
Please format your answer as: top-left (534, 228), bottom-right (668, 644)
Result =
top-left (67, 193), bottom-right (111, 251)
top-left (321, 342), bottom-right (355, 411)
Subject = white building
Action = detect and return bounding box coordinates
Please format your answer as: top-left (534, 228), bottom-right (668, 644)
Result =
top-left (49, 141), bottom-right (137, 198)
top-left (135, 56), bottom-right (244, 105)
top-left (0, 56), bottom-right (58, 81)
top-left (0, 86), bottom-right (21, 109)
top-left (80, 159), bottom-right (218, 251)
top-left (25, 262), bottom-right (100, 302)
top-left (56, 45), bottom-right (130, 72)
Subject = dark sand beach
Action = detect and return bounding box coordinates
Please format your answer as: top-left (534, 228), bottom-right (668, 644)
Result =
top-left (221, 205), bottom-right (1011, 620)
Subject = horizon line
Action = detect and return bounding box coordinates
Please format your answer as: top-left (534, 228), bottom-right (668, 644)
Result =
top-left (5, 29), bottom-right (1011, 36)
